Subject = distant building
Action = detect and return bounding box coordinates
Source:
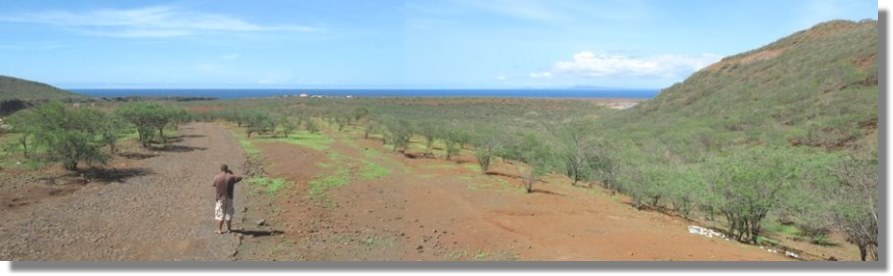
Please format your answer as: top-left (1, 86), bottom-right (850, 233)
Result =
top-left (299, 93), bottom-right (309, 98)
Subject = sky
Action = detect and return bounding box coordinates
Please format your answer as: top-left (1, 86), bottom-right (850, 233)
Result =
top-left (0, 0), bottom-right (878, 89)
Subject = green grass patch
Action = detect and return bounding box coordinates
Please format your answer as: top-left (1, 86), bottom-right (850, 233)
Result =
top-left (764, 220), bottom-right (803, 237)
top-left (308, 168), bottom-right (351, 201)
top-left (362, 147), bottom-right (382, 158)
top-left (463, 163), bottom-right (480, 173)
top-left (237, 137), bottom-right (260, 158)
top-left (225, 126), bottom-right (260, 158)
top-left (247, 176), bottom-right (291, 195)
top-left (272, 131), bottom-right (333, 151)
top-left (359, 160), bottom-right (390, 180)
top-left (756, 236), bottom-right (782, 247)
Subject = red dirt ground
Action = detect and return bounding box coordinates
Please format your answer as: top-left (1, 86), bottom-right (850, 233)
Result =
top-left (238, 127), bottom-right (800, 261)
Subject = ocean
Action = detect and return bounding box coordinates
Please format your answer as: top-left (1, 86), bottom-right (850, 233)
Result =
top-left (70, 89), bottom-right (659, 99)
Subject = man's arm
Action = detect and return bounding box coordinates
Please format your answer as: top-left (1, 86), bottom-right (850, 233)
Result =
top-left (232, 175), bottom-right (244, 184)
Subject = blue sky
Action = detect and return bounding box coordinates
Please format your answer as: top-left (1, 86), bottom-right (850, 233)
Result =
top-left (0, 0), bottom-right (877, 89)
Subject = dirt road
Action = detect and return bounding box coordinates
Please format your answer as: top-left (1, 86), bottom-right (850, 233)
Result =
top-left (0, 123), bottom-right (246, 260)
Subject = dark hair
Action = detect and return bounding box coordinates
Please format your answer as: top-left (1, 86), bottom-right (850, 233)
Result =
top-left (220, 164), bottom-right (229, 172)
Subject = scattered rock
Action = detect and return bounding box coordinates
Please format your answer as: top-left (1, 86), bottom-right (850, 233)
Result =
top-left (256, 219), bottom-right (266, 226)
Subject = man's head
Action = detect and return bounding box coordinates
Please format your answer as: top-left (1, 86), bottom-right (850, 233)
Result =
top-left (220, 164), bottom-right (229, 173)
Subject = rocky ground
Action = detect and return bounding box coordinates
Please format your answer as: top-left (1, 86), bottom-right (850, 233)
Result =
top-left (0, 123), bottom-right (246, 260)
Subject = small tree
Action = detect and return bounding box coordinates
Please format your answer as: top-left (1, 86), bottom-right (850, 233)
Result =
top-left (506, 132), bottom-right (555, 193)
top-left (554, 120), bottom-right (592, 186)
top-left (442, 128), bottom-right (464, 161)
top-left (472, 131), bottom-right (501, 174)
top-left (7, 110), bottom-right (37, 158)
top-left (384, 119), bottom-right (413, 152)
top-left (279, 116), bottom-right (298, 138)
top-left (417, 121), bottom-right (438, 151)
top-left (98, 113), bottom-right (127, 154)
top-left (244, 111), bottom-right (276, 138)
top-left (30, 102), bottom-right (111, 171)
top-left (364, 120), bottom-right (380, 139)
top-left (305, 118), bottom-right (320, 134)
top-left (352, 107), bottom-right (369, 121)
top-left (117, 102), bottom-right (182, 147)
top-left (709, 147), bottom-right (815, 244)
top-left (833, 155), bottom-right (878, 261)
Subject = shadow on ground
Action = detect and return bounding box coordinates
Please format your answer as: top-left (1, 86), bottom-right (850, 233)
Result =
top-left (117, 152), bottom-right (159, 160)
top-left (156, 145), bottom-right (207, 153)
top-left (80, 167), bottom-right (153, 183)
top-left (232, 229), bottom-right (283, 237)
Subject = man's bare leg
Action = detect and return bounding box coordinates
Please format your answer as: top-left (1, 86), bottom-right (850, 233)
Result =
top-left (216, 220), bottom-right (225, 234)
top-left (226, 219), bottom-right (233, 232)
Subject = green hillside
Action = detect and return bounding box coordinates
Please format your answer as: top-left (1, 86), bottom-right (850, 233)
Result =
top-left (586, 20), bottom-right (877, 255)
top-left (600, 19), bottom-right (877, 159)
top-left (0, 75), bottom-right (83, 101)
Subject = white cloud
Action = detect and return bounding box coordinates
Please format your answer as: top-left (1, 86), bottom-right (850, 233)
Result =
top-left (496, 75), bottom-right (508, 81)
top-left (0, 6), bottom-right (320, 38)
top-left (548, 51), bottom-right (721, 78)
top-left (528, 72), bottom-right (553, 79)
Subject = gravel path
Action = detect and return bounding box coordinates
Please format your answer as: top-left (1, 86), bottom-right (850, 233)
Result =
top-left (0, 123), bottom-right (247, 260)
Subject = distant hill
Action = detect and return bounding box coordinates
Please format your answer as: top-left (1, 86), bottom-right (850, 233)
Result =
top-left (600, 19), bottom-right (877, 157)
top-left (0, 75), bottom-right (84, 101)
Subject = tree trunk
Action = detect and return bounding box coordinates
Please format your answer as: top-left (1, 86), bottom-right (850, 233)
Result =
top-left (859, 244), bottom-right (867, 261)
top-left (524, 167), bottom-right (535, 193)
top-left (20, 136), bottom-right (28, 158)
top-left (63, 160), bottom-right (78, 171)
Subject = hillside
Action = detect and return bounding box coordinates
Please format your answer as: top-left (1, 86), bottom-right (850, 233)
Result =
top-left (0, 75), bottom-right (83, 101)
top-left (600, 19), bottom-right (878, 158)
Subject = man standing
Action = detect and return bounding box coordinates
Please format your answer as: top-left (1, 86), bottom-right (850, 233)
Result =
top-left (213, 164), bottom-right (243, 234)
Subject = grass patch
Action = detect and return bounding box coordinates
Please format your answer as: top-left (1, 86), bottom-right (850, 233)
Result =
top-left (225, 126), bottom-right (260, 158)
top-left (359, 160), bottom-right (390, 180)
top-left (270, 131), bottom-right (333, 151)
top-left (247, 176), bottom-right (291, 195)
top-left (308, 168), bottom-right (351, 203)
top-left (362, 147), bottom-right (382, 158)
top-left (238, 138), bottom-right (260, 158)
top-left (757, 236), bottom-right (782, 247)
top-left (764, 220), bottom-right (803, 237)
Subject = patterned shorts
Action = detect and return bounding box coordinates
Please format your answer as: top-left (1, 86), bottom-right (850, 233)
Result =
top-left (214, 199), bottom-right (235, 221)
